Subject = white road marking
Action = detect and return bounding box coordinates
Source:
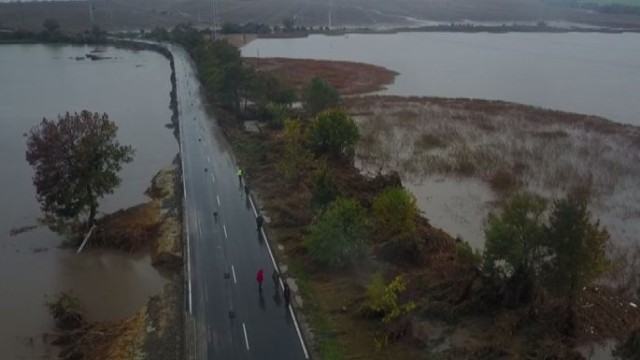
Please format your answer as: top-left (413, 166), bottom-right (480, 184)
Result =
top-left (223, 224), bottom-right (227, 239)
top-left (242, 323), bottom-right (250, 350)
top-left (207, 156), bottom-right (211, 163)
top-left (211, 173), bottom-right (215, 183)
top-left (290, 306), bottom-right (309, 359)
top-left (255, 202), bottom-right (310, 359)
top-left (216, 195), bottom-right (220, 205)
top-left (231, 265), bottom-right (237, 284)
top-left (248, 195), bottom-right (258, 217)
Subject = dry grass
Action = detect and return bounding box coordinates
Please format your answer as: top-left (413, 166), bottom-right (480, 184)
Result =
top-left (55, 305), bottom-right (147, 360)
top-left (91, 164), bottom-right (183, 269)
top-left (92, 202), bottom-right (160, 252)
top-left (245, 57), bottom-right (397, 96)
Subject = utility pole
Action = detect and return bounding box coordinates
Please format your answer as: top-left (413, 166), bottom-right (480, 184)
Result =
top-left (211, 0), bottom-right (219, 40)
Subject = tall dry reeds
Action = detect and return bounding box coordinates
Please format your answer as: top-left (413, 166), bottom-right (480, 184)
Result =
top-left (350, 96), bottom-right (640, 254)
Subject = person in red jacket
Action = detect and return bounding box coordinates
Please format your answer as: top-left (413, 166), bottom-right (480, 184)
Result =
top-left (256, 268), bottom-right (264, 292)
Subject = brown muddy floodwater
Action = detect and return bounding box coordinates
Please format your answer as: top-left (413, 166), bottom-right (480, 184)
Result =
top-left (0, 44), bottom-right (177, 358)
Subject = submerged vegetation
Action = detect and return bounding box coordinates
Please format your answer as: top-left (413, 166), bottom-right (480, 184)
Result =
top-left (350, 96), bottom-right (640, 252)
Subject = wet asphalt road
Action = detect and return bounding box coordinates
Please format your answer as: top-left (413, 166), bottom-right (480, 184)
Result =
top-left (170, 44), bottom-right (308, 360)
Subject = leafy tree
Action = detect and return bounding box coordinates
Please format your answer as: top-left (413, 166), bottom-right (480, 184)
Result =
top-left (541, 197), bottom-right (610, 335)
top-left (261, 102), bottom-right (288, 129)
top-left (306, 109), bottom-right (359, 160)
top-left (481, 193), bottom-right (548, 305)
top-left (310, 160), bottom-right (337, 210)
top-left (170, 24), bottom-right (202, 51)
top-left (482, 193), bottom-right (547, 280)
top-left (202, 40), bottom-right (247, 112)
top-left (305, 198), bottom-right (370, 268)
top-left (302, 77), bottom-right (340, 116)
top-left (544, 197), bottom-right (610, 302)
top-left (150, 27), bottom-right (170, 41)
top-left (282, 17), bottom-right (295, 32)
top-left (221, 22), bottom-right (243, 34)
top-left (372, 187), bottom-right (418, 239)
top-left (249, 74), bottom-right (295, 109)
top-left (26, 111), bottom-right (134, 227)
top-left (88, 26), bottom-right (107, 43)
top-left (456, 241), bottom-right (482, 267)
top-left (43, 18), bottom-right (60, 33)
top-left (277, 118), bottom-right (312, 185)
top-left (360, 273), bottom-right (416, 323)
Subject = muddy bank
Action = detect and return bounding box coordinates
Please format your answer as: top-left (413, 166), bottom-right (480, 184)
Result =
top-left (245, 57), bottom-right (397, 96)
top-left (49, 160), bottom-right (184, 359)
top-left (50, 277), bottom-right (184, 360)
top-left (92, 160), bottom-right (183, 268)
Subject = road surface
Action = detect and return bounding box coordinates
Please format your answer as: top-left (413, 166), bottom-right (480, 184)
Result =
top-left (170, 44), bottom-right (308, 360)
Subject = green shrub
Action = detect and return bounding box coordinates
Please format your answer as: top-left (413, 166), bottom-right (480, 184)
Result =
top-left (305, 198), bottom-right (370, 268)
top-left (311, 160), bottom-right (338, 211)
top-left (372, 187), bottom-right (418, 239)
top-left (262, 102), bottom-right (288, 129)
top-left (456, 241), bottom-right (482, 267)
top-left (302, 77), bottom-right (340, 116)
top-left (360, 273), bottom-right (416, 323)
top-left (306, 109), bottom-right (359, 160)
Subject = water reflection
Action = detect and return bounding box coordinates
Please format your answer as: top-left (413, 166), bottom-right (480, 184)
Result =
top-left (241, 32), bottom-right (640, 126)
top-left (0, 44), bottom-right (176, 358)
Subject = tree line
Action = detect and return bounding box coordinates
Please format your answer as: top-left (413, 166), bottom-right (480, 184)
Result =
top-left (1, 18), bottom-right (107, 44)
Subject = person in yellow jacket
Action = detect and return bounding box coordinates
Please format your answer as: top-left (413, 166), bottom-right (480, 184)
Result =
top-left (237, 168), bottom-right (244, 184)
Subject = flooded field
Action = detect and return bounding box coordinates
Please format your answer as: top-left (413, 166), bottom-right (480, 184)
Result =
top-left (244, 33), bottom-right (640, 267)
top-left (242, 32), bottom-right (640, 126)
top-left (0, 44), bottom-right (177, 358)
top-left (350, 96), bottom-right (640, 256)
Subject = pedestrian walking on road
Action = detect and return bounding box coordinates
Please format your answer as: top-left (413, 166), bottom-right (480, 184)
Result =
top-left (256, 268), bottom-right (264, 292)
top-left (283, 282), bottom-right (291, 309)
top-left (272, 269), bottom-right (279, 288)
top-left (256, 213), bottom-right (264, 232)
top-left (237, 168), bottom-right (244, 184)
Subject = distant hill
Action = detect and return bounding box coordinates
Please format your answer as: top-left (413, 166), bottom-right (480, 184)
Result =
top-left (1, 0), bottom-right (640, 32)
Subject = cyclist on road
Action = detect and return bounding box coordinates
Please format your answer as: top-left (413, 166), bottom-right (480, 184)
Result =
top-left (256, 213), bottom-right (264, 232)
top-left (272, 269), bottom-right (279, 288)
